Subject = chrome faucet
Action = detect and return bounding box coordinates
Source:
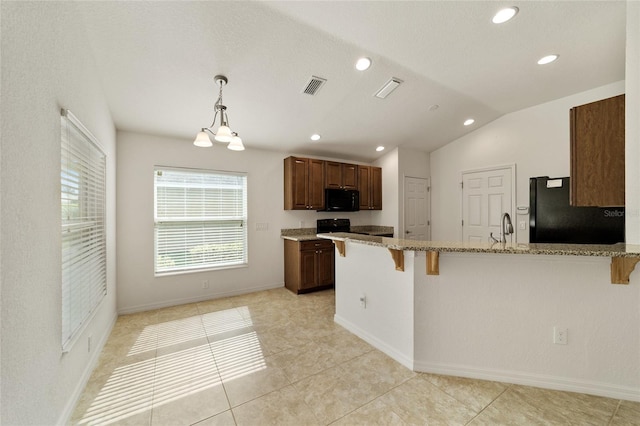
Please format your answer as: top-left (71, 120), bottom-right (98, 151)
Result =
top-left (501, 212), bottom-right (514, 243)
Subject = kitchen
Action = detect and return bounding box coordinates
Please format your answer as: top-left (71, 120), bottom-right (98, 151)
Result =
top-left (2, 1), bottom-right (639, 425)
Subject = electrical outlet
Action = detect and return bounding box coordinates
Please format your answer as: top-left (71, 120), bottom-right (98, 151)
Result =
top-left (202, 280), bottom-right (210, 289)
top-left (519, 221), bottom-right (527, 230)
top-left (256, 222), bottom-right (269, 231)
top-left (359, 294), bottom-right (367, 309)
top-left (553, 327), bottom-right (568, 345)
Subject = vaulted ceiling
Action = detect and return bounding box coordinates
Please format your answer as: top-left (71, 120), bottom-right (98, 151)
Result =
top-left (77, 1), bottom-right (626, 162)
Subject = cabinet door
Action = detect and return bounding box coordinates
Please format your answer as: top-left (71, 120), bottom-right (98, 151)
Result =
top-left (284, 157), bottom-right (309, 210)
top-left (325, 162), bottom-right (342, 188)
top-left (316, 247), bottom-right (335, 287)
top-left (358, 166), bottom-right (371, 209)
top-left (299, 250), bottom-right (317, 290)
top-left (371, 167), bottom-right (383, 210)
top-left (570, 94), bottom-right (624, 207)
top-left (342, 163), bottom-right (359, 189)
top-left (308, 159), bottom-right (325, 209)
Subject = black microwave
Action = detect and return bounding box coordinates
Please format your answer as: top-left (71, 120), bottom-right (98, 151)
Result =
top-left (320, 188), bottom-right (360, 212)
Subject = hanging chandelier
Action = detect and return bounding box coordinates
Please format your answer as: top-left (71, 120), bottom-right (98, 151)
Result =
top-left (193, 75), bottom-right (245, 151)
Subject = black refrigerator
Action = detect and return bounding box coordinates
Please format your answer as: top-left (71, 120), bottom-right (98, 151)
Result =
top-left (529, 177), bottom-right (624, 244)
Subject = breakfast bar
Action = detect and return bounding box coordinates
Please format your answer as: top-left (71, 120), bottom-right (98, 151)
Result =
top-left (317, 233), bottom-right (640, 402)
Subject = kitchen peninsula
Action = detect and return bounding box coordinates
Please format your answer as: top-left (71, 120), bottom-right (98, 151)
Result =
top-left (317, 233), bottom-right (640, 402)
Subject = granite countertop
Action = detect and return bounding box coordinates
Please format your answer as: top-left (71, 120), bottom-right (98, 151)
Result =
top-left (316, 233), bottom-right (640, 258)
top-left (281, 226), bottom-right (394, 242)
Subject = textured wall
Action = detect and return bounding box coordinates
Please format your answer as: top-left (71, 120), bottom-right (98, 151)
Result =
top-left (414, 252), bottom-right (640, 400)
top-left (430, 81), bottom-right (626, 243)
top-left (626, 1), bottom-right (640, 244)
top-left (1, 2), bottom-right (117, 425)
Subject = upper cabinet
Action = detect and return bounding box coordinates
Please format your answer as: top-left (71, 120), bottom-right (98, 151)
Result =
top-left (358, 165), bottom-right (383, 210)
top-left (325, 161), bottom-right (358, 190)
top-left (570, 94), bottom-right (625, 207)
top-left (284, 157), bottom-right (325, 210)
top-left (284, 157), bottom-right (382, 211)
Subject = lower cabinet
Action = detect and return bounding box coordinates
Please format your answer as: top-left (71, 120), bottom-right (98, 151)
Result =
top-left (284, 239), bottom-right (335, 294)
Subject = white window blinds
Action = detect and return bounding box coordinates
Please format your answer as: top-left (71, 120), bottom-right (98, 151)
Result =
top-left (154, 167), bottom-right (248, 274)
top-left (61, 109), bottom-right (107, 352)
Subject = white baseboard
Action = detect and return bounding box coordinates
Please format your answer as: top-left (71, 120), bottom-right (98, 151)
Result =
top-left (57, 311), bottom-right (118, 426)
top-left (334, 314), bottom-right (414, 370)
top-left (117, 282), bottom-right (284, 315)
top-left (413, 361), bottom-right (640, 402)
top-left (333, 313), bottom-right (639, 402)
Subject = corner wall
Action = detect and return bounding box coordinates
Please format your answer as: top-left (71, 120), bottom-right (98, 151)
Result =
top-left (1, 3), bottom-right (117, 424)
top-left (626, 0), bottom-right (640, 244)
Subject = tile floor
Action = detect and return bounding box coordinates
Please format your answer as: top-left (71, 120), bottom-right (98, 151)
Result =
top-left (72, 288), bottom-right (639, 425)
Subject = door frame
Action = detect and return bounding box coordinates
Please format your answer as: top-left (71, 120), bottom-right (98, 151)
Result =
top-left (459, 164), bottom-right (516, 241)
top-left (402, 175), bottom-right (431, 240)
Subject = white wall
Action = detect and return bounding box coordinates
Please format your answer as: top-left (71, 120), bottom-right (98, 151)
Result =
top-left (414, 252), bottom-right (639, 401)
top-left (373, 148), bottom-right (400, 233)
top-left (430, 81), bottom-right (626, 242)
top-left (398, 147), bottom-right (430, 236)
top-left (626, 0), bottom-right (640, 244)
top-left (0, 3), bottom-right (117, 425)
top-left (116, 132), bottom-right (379, 313)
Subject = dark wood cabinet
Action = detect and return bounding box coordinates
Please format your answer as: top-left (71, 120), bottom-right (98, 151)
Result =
top-left (325, 161), bottom-right (358, 189)
top-left (284, 157), bottom-right (325, 210)
top-left (284, 239), bottom-right (334, 294)
top-left (358, 165), bottom-right (383, 210)
top-left (570, 94), bottom-right (625, 207)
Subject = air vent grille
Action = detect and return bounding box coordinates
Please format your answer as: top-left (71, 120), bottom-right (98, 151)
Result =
top-left (302, 76), bottom-right (327, 96)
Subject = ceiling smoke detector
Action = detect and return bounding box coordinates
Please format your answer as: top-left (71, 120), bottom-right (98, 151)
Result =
top-left (374, 78), bottom-right (403, 99)
top-left (302, 76), bottom-right (327, 96)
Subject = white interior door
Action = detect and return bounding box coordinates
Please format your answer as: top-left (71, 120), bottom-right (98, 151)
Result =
top-left (404, 176), bottom-right (430, 240)
top-left (462, 167), bottom-right (514, 243)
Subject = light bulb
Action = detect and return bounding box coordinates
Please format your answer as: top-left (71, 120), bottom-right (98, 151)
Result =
top-left (193, 131), bottom-right (213, 147)
top-left (227, 135), bottom-right (245, 151)
top-left (214, 125), bottom-right (233, 142)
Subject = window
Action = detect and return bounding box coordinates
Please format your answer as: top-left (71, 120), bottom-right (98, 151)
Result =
top-left (154, 167), bottom-right (248, 274)
top-left (61, 109), bottom-right (107, 351)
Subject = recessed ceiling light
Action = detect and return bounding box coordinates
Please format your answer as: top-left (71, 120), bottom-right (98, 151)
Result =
top-left (355, 57), bottom-right (372, 71)
top-left (464, 119), bottom-right (475, 126)
top-left (492, 7), bottom-right (519, 24)
top-left (428, 104), bottom-right (440, 111)
top-left (376, 146), bottom-right (385, 152)
top-left (310, 134), bottom-right (321, 141)
top-left (537, 54), bottom-right (559, 65)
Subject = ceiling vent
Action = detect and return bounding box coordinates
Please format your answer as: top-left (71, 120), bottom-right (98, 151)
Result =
top-left (374, 77), bottom-right (403, 99)
top-left (302, 76), bottom-right (327, 96)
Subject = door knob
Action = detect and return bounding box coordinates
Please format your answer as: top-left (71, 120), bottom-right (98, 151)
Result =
top-left (405, 230), bottom-right (410, 234)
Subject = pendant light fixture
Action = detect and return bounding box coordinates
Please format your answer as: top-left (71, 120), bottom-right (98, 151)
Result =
top-left (193, 75), bottom-right (244, 151)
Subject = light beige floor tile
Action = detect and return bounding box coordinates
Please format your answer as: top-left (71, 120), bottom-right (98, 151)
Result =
top-left (292, 364), bottom-right (387, 424)
top-left (421, 373), bottom-right (508, 413)
top-left (72, 357), bottom-right (156, 425)
top-left (73, 287), bottom-right (629, 426)
top-left (470, 385), bottom-right (619, 425)
top-left (201, 308), bottom-right (252, 340)
top-left (611, 400), bottom-right (640, 425)
top-left (156, 303), bottom-right (200, 322)
top-left (254, 323), bottom-right (314, 355)
top-left (196, 297), bottom-right (237, 314)
top-left (192, 409), bottom-right (237, 426)
top-left (314, 328), bottom-right (374, 363)
top-left (373, 375), bottom-right (477, 425)
top-left (232, 385), bottom-right (320, 426)
top-left (270, 341), bottom-right (342, 383)
top-left (340, 350), bottom-right (416, 394)
top-left (219, 352), bottom-right (291, 407)
top-left (331, 398), bottom-right (407, 426)
top-left (151, 380), bottom-right (229, 426)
